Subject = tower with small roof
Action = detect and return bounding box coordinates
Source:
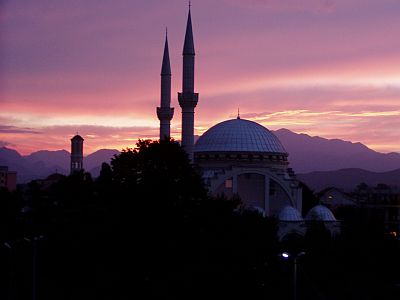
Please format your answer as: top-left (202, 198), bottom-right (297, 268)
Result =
top-left (70, 134), bottom-right (84, 174)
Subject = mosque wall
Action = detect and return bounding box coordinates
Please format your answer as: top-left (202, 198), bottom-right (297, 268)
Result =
top-left (237, 173), bottom-right (266, 210)
top-left (268, 179), bottom-right (293, 217)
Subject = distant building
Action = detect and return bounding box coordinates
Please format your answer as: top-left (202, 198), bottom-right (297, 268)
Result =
top-left (352, 184), bottom-right (400, 236)
top-left (318, 187), bottom-right (357, 210)
top-left (0, 166), bottom-right (17, 191)
top-left (70, 134), bottom-right (84, 174)
top-left (32, 173), bottom-right (66, 191)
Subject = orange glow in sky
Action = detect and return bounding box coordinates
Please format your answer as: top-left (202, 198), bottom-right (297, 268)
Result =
top-left (1, 0), bottom-right (400, 155)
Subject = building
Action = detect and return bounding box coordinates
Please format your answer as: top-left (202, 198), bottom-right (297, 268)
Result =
top-left (305, 205), bottom-right (341, 237)
top-left (318, 187), bottom-right (357, 210)
top-left (31, 173), bottom-right (66, 191)
top-left (70, 134), bottom-right (84, 174)
top-left (194, 118), bottom-right (302, 217)
top-left (277, 206), bottom-right (307, 242)
top-left (352, 184), bottom-right (400, 236)
top-left (155, 7), bottom-right (338, 238)
top-left (0, 166), bottom-right (17, 191)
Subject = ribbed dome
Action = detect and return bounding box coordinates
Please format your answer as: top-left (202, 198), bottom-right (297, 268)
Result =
top-left (306, 205), bottom-right (337, 221)
top-left (279, 206), bottom-right (304, 221)
top-left (194, 118), bottom-right (287, 154)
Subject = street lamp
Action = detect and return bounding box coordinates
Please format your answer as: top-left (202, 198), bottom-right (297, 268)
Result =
top-left (24, 236), bottom-right (44, 300)
top-left (280, 251), bottom-right (306, 300)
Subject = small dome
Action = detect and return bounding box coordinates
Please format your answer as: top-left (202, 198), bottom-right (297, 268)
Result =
top-left (279, 206), bottom-right (303, 221)
top-left (306, 205), bottom-right (337, 221)
top-left (194, 118), bottom-right (287, 154)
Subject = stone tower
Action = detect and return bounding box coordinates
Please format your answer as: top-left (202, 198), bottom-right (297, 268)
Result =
top-left (70, 134), bottom-right (84, 174)
top-left (156, 31), bottom-right (174, 140)
top-left (178, 7), bottom-right (199, 161)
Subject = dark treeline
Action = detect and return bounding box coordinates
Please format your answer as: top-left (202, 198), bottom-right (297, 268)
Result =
top-left (0, 139), bottom-right (399, 299)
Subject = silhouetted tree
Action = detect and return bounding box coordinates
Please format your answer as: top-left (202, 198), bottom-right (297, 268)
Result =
top-left (3, 139), bottom-right (399, 300)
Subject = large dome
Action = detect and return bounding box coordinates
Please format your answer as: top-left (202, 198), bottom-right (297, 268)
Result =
top-left (194, 118), bottom-right (287, 154)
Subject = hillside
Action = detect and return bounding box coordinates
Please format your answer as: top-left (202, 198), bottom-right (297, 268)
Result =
top-left (298, 168), bottom-right (400, 191)
top-left (274, 129), bottom-right (400, 173)
top-left (0, 147), bottom-right (120, 183)
top-left (1, 128), bottom-right (400, 183)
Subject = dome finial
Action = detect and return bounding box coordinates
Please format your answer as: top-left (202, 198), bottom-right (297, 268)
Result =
top-left (237, 108), bottom-right (240, 119)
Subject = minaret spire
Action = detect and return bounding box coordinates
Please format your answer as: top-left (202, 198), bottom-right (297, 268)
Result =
top-left (178, 6), bottom-right (199, 161)
top-left (161, 29), bottom-right (171, 76)
top-left (157, 30), bottom-right (174, 140)
top-left (183, 5), bottom-right (195, 56)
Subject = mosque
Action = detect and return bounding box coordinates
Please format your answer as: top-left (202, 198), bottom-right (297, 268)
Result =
top-left (64, 7), bottom-right (339, 239)
top-left (154, 7), bottom-right (340, 238)
top-left (63, 8), bottom-right (339, 239)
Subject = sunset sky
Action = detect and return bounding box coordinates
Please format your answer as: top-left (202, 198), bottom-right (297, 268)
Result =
top-left (1, 0), bottom-right (400, 155)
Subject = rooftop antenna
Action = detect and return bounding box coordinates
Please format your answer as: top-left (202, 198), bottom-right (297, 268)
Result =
top-left (189, 1), bottom-right (191, 9)
top-left (237, 108), bottom-right (240, 119)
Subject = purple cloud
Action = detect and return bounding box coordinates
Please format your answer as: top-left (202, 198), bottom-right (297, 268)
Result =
top-left (0, 125), bottom-right (41, 134)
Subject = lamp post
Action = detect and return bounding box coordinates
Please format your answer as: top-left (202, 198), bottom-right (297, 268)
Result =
top-left (2, 241), bottom-right (13, 299)
top-left (281, 251), bottom-right (306, 300)
top-left (24, 236), bottom-right (44, 300)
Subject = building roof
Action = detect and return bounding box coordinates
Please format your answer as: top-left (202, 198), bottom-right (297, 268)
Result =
top-left (71, 134), bottom-right (84, 141)
top-left (46, 173), bottom-right (66, 181)
top-left (194, 118), bottom-right (287, 154)
top-left (305, 205), bottom-right (337, 221)
top-left (279, 206), bottom-right (304, 221)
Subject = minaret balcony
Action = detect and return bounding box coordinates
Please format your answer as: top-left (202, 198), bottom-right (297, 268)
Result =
top-left (178, 92), bottom-right (199, 109)
top-left (157, 107), bottom-right (174, 120)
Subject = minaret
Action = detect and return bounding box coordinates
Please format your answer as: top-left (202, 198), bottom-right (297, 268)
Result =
top-left (70, 134), bottom-right (84, 174)
top-left (157, 30), bottom-right (174, 140)
top-left (178, 7), bottom-right (199, 161)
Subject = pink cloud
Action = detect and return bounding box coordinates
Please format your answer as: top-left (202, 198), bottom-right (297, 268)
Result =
top-left (1, 0), bottom-right (400, 154)
top-left (223, 0), bottom-right (337, 12)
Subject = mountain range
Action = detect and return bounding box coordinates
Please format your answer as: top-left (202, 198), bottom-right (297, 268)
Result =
top-left (297, 168), bottom-right (400, 192)
top-left (1, 128), bottom-right (399, 185)
top-left (0, 148), bottom-right (120, 183)
top-left (273, 128), bottom-right (400, 173)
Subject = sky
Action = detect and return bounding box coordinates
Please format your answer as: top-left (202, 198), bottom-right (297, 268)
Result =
top-left (1, 0), bottom-right (400, 155)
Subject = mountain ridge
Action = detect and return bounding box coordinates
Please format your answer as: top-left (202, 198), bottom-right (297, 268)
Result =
top-left (273, 129), bottom-right (400, 173)
top-left (297, 168), bottom-right (400, 191)
top-left (1, 128), bottom-right (400, 183)
top-left (0, 147), bottom-right (120, 183)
